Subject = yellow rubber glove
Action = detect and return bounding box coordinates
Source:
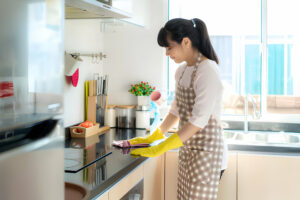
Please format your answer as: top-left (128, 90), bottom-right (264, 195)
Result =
top-left (129, 128), bottom-right (164, 145)
top-left (130, 133), bottom-right (183, 157)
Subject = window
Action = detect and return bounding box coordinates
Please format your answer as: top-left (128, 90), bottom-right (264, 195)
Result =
top-left (168, 0), bottom-right (300, 118)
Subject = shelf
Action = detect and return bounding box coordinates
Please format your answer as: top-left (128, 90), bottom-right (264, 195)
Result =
top-left (65, 0), bottom-right (131, 19)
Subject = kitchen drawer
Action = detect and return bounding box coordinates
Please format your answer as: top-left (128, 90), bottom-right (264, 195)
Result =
top-left (108, 164), bottom-right (143, 200)
top-left (96, 192), bottom-right (108, 200)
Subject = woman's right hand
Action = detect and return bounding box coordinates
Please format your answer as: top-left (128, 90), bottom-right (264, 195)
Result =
top-left (129, 128), bottom-right (165, 145)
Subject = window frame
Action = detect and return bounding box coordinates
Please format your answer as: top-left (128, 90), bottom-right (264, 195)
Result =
top-left (167, 0), bottom-right (300, 123)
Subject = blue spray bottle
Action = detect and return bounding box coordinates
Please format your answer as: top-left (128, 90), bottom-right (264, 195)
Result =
top-left (149, 101), bottom-right (161, 133)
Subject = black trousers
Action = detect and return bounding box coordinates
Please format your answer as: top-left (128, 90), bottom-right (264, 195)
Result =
top-left (220, 169), bottom-right (225, 180)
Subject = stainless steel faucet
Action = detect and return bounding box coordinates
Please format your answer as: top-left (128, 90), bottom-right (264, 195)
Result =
top-left (244, 94), bottom-right (261, 133)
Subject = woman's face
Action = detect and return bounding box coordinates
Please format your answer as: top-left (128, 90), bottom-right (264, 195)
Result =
top-left (165, 37), bottom-right (191, 64)
top-left (165, 38), bottom-right (186, 63)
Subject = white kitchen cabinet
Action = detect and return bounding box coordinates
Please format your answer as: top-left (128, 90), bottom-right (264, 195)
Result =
top-left (108, 163), bottom-right (143, 200)
top-left (112, 0), bottom-right (148, 27)
top-left (101, 150), bottom-right (300, 200)
top-left (165, 151), bottom-right (237, 200)
top-left (217, 153), bottom-right (237, 200)
top-left (143, 155), bottom-right (164, 200)
top-left (238, 153), bottom-right (300, 200)
top-left (101, 156), bottom-right (163, 200)
top-left (165, 151), bottom-right (179, 200)
top-left (65, 0), bottom-right (131, 19)
top-left (96, 192), bottom-right (108, 200)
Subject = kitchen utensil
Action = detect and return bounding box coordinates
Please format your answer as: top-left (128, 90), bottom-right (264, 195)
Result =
top-left (87, 96), bottom-right (97, 123)
top-left (96, 106), bottom-right (105, 125)
top-left (84, 81), bottom-right (89, 120)
top-left (88, 80), bottom-right (94, 96)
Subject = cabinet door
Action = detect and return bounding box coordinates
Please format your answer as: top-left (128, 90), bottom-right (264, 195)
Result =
top-left (238, 153), bottom-right (300, 200)
top-left (165, 151), bottom-right (179, 200)
top-left (165, 151), bottom-right (237, 200)
top-left (112, 0), bottom-right (146, 26)
top-left (217, 153), bottom-right (237, 200)
top-left (96, 192), bottom-right (108, 200)
top-left (143, 155), bottom-right (164, 200)
top-left (108, 164), bottom-right (143, 200)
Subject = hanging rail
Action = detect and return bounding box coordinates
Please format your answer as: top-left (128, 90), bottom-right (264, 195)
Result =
top-left (68, 52), bottom-right (107, 64)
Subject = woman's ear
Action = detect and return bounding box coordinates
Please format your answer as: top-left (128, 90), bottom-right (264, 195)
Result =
top-left (182, 37), bottom-right (192, 48)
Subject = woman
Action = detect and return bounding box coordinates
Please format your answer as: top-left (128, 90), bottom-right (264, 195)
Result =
top-left (130, 18), bottom-right (225, 200)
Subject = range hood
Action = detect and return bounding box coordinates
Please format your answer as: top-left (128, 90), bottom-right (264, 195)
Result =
top-left (65, 0), bottom-right (131, 19)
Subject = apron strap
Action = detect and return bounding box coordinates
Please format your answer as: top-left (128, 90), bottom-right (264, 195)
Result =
top-left (178, 53), bottom-right (202, 88)
top-left (178, 65), bottom-right (187, 84)
top-left (189, 66), bottom-right (198, 88)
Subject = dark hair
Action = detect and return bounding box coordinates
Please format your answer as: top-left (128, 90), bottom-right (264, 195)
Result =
top-left (157, 18), bottom-right (219, 64)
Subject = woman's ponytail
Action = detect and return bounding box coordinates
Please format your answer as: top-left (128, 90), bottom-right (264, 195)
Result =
top-left (192, 18), bottom-right (219, 64)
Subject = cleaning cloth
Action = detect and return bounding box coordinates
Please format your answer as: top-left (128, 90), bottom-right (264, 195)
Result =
top-left (112, 140), bottom-right (150, 148)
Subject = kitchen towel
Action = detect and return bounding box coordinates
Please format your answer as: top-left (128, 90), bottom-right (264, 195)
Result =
top-left (64, 53), bottom-right (82, 87)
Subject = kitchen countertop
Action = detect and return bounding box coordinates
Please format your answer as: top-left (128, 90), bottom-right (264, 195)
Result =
top-left (64, 128), bottom-right (300, 200)
top-left (64, 128), bottom-right (149, 200)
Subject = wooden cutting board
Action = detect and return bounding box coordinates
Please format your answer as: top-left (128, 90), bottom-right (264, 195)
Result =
top-left (70, 125), bottom-right (110, 138)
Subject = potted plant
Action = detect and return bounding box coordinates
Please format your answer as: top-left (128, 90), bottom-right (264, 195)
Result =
top-left (129, 81), bottom-right (155, 106)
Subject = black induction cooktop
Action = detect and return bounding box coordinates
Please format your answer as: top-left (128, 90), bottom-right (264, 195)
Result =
top-left (64, 133), bottom-right (112, 173)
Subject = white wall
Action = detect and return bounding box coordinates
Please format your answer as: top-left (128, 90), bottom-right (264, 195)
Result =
top-left (63, 0), bottom-right (169, 127)
top-left (64, 20), bottom-right (105, 127)
top-left (103, 0), bottom-right (169, 105)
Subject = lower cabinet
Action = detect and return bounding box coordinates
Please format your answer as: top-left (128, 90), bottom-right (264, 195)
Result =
top-left (96, 192), bottom-right (108, 200)
top-left (165, 151), bottom-right (237, 200)
top-left (165, 151), bottom-right (179, 200)
top-left (238, 153), bottom-right (300, 200)
top-left (143, 155), bottom-right (164, 200)
top-left (108, 163), bottom-right (143, 200)
top-left (217, 153), bottom-right (237, 200)
top-left (96, 155), bottom-right (164, 200)
top-left (96, 151), bottom-right (300, 200)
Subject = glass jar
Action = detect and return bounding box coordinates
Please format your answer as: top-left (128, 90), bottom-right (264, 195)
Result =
top-left (116, 105), bottom-right (136, 128)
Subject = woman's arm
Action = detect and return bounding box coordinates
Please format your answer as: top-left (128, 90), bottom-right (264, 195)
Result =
top-left (176, 122), bottom-right (201, 143)
top-left (159, 113), bottom-right (179, 134)
top-left (160, 113), bottom-right (201, 142)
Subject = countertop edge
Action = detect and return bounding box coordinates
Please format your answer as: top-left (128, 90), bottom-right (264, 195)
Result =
top-left (90, 156), bottom-right (148, 200)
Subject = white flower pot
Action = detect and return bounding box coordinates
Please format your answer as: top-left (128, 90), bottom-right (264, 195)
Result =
top-left (137, 96), bottom-right (150, 106)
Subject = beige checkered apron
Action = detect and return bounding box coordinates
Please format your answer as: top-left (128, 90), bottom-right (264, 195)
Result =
top-left (176, 57), bottom-right (223, 200)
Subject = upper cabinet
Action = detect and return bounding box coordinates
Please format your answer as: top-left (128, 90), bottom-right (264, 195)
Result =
top-left (111, 0), bottom-right (147, 27)
top-left (65, 0), bottom-right (147, 27)
top-left (65, 0), bottom-right (131, 19)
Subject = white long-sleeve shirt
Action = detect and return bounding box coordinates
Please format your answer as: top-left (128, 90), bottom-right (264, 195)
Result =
top-left (169, 59), bottom-right (223, 128)
top-left (169, 59), bottom-right (228, 170)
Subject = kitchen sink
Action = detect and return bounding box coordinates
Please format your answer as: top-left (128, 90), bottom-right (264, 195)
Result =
top-left (234, 132), bottom-right (268, 143)
top-left (223, 130), bottom-right (300, 145)
top-left (222, 119), bottom-right (300, 133)
top-left (285, 134), bottom-right (300, 144)
top-left (223, 131), bottom-right (236, 140)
